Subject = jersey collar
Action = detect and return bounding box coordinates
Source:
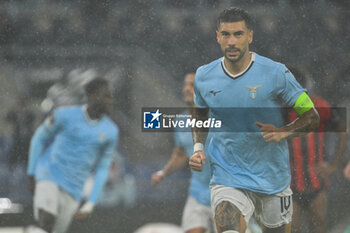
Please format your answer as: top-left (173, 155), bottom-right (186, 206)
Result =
top-left (221, 52), bottom-right (255, 79)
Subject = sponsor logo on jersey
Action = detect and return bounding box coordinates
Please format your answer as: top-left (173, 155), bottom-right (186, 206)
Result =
top-left (209, 90), bottom-right (222, 96)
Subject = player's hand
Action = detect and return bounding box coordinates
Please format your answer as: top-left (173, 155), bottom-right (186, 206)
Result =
top-left (344, 162), bottom-right (350, 180)
top-left (189, 151), bottom-right (206, 172)
top-left (75, 202), bottom-right (94, 220)
top-left (256, 122), bottom-right (288, 142)
top-left (151, 170), bottom-right (165, 186)
top-left (28, 176), bottom-right (35, 194)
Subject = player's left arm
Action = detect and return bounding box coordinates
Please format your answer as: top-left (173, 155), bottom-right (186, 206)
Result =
top-left (76, 128), bottom-right (118, 219)
top-left (76, 152), bottom-right (114, 219)
top-left (75, 153), bottom-right (113, 219)
top-left (257, 92), bottom-right (320, 142)
top-left (257, 66), bottom-right (320, 142)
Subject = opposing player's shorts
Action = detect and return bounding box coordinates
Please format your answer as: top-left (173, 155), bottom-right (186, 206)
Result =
top-left (182, 195), bottom-right (216, 232)
top-left (210, 185), bottom-right (293, 228)
top-left (34, 180), bottom-right (79, 233)
top-left (292, 189), bottom-right (323, 207)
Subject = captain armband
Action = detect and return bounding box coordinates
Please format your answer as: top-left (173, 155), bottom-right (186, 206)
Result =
top-left (293, 92), bottom-right (314, 116)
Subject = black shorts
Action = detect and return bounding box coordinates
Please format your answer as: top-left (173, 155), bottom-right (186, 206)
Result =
top-left (292, 189), bottom-right (323, 207)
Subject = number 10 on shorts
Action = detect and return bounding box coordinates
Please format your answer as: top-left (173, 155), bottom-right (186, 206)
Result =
top-left (280, 196), bottom-right (291, 215)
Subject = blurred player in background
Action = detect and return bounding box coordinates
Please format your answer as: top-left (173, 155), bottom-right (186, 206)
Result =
top-left (151, 73), bottom-right (216, 233)
top-left (26, 77), bottom-right (119, 233)
top-left (6, 96), bottom-right (36, 168)
top-left (189, 7), bottom-right (319, 233)
top-left (287, 67), bottom-right (347, 233)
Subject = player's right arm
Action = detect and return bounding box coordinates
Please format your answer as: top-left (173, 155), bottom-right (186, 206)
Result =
top-left (189, 107), bottom-right (209, 171)
top-left (189, 70), bottom-right (209, 172)
top-left (27, 111), bottom-right (63, 191)
top-left (152, 146), bottom-right (187, 186)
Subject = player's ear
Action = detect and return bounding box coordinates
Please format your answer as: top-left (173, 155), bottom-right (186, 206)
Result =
top-left (248, 29), bottom-right (253, 44)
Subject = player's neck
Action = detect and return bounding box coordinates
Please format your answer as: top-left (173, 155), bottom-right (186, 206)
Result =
top-left (224, 52), bottom-right (252, 75)
top-left (86, 106), bottom-right (103, 120)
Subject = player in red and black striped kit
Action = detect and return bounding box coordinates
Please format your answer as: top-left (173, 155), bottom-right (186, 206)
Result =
top-left (287, 67), bottom-right (347, 233)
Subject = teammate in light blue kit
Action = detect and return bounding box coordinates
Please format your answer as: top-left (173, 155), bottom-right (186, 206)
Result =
top-left (152, 73), bottom-right (216, 233)
top-left (27, 77), bottom-right (119, 233)
top-left (188, 8), bottom-right (320, 233)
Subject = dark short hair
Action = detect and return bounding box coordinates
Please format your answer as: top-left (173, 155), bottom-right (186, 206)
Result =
top-left (217, 7), bottom-right (252, 30)
top-left (84, 77), bottom-right (109, 96)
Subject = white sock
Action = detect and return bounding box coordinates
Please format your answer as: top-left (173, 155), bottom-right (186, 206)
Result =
top-left (222, 231), bottom-right (239, 233)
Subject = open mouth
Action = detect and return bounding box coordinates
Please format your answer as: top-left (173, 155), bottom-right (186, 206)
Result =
top-left (226, 49), bottom-right (240, 56)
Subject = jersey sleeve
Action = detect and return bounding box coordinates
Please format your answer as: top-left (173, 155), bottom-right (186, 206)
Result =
top-left (193, 69), bottom-right (208, 108)
top-left (275, 65), bottom-right (306, 107)
top-left (104, 127), bottom-right (118, 158)
top-left (27, 107), bottom-right (65, 175)
top-left (44, 107), bottom-right (66, 134)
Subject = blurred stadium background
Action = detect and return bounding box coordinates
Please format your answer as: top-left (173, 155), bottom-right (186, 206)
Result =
top-left (0, 0), bottom-right (349, 232)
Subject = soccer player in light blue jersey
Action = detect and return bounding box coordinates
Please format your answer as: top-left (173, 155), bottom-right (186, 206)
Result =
top-left (151, 73), bottom-right (216, 233)
top-left (27, 77), bottom-right (119, 233)
top-left (188, 8), bottom-right (320, 233)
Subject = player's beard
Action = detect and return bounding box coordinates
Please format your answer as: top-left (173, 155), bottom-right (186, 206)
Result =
top-left (224, 46), bottom-right (246, 63)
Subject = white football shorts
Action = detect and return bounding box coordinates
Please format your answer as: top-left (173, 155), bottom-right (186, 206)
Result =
top-left (211, 185), bottom-right (293, 228)
top-left (34, 180), bottom-right (79, 233)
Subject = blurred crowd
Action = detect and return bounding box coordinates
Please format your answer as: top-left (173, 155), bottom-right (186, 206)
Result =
top-left (0, 0), bottom-right (349, 232)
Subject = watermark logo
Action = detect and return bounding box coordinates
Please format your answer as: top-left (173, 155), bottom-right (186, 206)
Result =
top-left (141, 107), bottom-right (347, 132)
top-left (143, 109), bottom-right (162, 129)
top-left (142, 108), bottom-right (222, 132)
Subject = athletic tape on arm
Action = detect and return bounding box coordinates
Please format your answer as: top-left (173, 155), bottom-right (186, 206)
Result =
top-left (293, 92), bottom-right (314, 116)
top-left (194, 143), bottom-right (204, 152)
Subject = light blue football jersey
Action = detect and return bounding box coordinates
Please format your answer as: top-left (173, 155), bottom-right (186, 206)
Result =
top-left (194, 53), bottom-right (305, 194)
top-left (28, 105), bottom-right (119, 202)
top-left (174, 111), bottom-right (212, 206)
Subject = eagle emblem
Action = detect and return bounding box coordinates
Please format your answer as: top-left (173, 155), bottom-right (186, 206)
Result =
top-left (245, 85), bottom-right (262, 99)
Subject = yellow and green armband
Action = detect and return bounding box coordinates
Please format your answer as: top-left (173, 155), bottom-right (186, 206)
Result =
top-left (293, 92), bottom-right (314, 116)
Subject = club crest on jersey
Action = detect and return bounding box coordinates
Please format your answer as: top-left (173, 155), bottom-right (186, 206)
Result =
top-left (245, 85), bottom-right (262, 99)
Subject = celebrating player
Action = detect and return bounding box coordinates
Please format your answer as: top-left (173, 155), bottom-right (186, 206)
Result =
top-left (189, 7), bottom-right (320, 233)
top-left (27, 77), bottom-right (119, 233)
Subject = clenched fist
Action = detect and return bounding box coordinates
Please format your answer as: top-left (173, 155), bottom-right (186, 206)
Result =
top-left (189, 151), bottom-right (206, 171)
